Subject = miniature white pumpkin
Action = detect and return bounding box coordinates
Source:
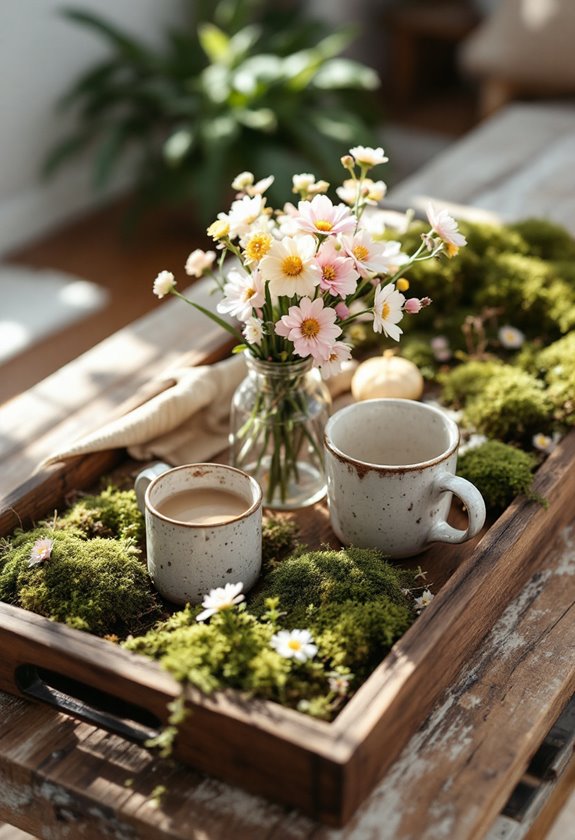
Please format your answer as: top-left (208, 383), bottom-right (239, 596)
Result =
top-left (351, 350), bottom-right (424, 401)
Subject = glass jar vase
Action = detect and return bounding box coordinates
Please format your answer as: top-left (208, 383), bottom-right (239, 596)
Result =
top-left (230, 354), bottom-right (332, 509)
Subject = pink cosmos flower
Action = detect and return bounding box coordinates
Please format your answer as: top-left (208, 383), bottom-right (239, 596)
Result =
top-left (426, 202), bottom-right (467, 257)
top-left (315, 240), bottom-right (359, 297)
top-left (296, 194), bottom-right (356, 237)
top-left (217, 269), bottom-right (265, 322)
top-left (404, 297), bottom-right (423, 314)
top-left (275, 297), bottom-right (342, 362)
top-left (341, 231), bottom-right (408, 279)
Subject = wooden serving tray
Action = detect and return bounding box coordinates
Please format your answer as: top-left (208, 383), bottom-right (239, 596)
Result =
top-left (0, 338), bottom-right (574, 828)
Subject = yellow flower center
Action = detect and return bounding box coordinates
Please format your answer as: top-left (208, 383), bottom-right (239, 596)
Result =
top-left (396, 277), bottom-right (409, 292)
top-left (288, 639), bottom-right (303, 651)
top-left (322, 264), bottom-right (336, 282)
top-left (245, 233), bottom-right (272, 261)
top-left (242, 287), bottom-right (257, 302)
top-left (381, 302), bottom-right (391, 320)
top-left (281, 255), bottom-right (304, 276)
top-left (445, 242), bottom-right (459, 258)
top-left (301, 318), bottom-right (320, 338)
top-left (315, 220), bottom-right (333, 232)
top-left (353, 244), bottom-right (369, 262)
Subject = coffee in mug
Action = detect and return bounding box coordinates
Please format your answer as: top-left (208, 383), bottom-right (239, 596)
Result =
top-left (324, 398), bottom-right (486, 558)
top-left (136, 463), bottom-right (262, 604)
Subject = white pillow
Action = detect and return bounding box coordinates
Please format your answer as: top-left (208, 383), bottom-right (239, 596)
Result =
top-left (460, 0), bottom-right (575, 91)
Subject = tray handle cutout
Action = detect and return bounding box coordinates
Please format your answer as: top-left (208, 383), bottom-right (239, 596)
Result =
top-left (16, 664), bottom-right (162, 744)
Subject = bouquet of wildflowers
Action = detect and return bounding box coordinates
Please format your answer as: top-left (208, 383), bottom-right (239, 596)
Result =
top-left (154, 146), bottom-right (467, 506)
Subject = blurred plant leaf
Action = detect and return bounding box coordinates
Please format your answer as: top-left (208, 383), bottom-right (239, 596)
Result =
top-left (198, 23), bottom-right (231, 65)
top-left (313, 59), bottom-right (380, 90)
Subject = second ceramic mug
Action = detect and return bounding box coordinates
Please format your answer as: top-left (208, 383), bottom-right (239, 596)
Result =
top-left (324, 398), bottom-right (486, 557)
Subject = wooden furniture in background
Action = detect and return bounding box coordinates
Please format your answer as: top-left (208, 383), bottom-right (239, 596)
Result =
top-left (384, 0), bottom-right (480, 111)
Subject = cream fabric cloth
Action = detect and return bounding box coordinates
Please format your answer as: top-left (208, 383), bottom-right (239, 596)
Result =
top-left (40, 355), bottom-right (356, 469)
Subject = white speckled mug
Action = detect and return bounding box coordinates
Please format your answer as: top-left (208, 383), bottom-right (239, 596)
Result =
top-left (324, 399), bottom-right (486, 558)
top-left (136, 463), bottom-right (263, 605)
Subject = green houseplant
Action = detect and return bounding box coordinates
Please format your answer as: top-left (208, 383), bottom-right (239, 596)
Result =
top-left (44, 0), bottom-right (381, 223)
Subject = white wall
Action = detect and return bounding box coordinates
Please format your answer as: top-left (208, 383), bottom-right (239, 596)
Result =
top-left (0, 0), bottom-right (186, 257)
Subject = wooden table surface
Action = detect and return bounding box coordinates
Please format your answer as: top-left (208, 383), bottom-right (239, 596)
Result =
top-left (0, 103), bottom-right (574, 839)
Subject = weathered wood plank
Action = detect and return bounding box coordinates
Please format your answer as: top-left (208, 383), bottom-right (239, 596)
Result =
top-left (388, 103), bottom-right (575, 234)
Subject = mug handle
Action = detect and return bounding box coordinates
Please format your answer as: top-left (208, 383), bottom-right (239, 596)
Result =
top-left (134, 461), bottom-right (172, 513)
top-left (427, 472), bottom-right (486, 545)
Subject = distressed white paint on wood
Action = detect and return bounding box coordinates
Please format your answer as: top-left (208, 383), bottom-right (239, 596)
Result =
top-left (388, 103), bottom-right (575, 234)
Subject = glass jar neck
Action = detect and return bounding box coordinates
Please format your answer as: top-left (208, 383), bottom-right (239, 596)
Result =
top-left (244, 353), bottom-right (314, 380)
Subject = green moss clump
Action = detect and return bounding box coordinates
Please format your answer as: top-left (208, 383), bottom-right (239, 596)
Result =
top-left (399, 337), bottom-right (439, 379)
top-left (53, 486), bottom-right (144, 543)
top-left (252, 547), bottom-right (416, 678)
top-left (126, 547), bottom-right (420, 718)
top-left (439, 360), bottom-right (504, 407)
top-left (509, 219), bottom-right (575, 261)
top-left (464, 367), bottom-right (553, 445)
top-left (530, 333), bottom-right (575, 425)
top-left (457, 441), bottom-right (538, 514)
top-left (0, 528), bottom-right (158, 635)
top-left (476, 252), bottom-right (575, 338)
top-left (533, 332), bottom-right (575, 376)
top-left (261, 515), bottom-right (299, 569)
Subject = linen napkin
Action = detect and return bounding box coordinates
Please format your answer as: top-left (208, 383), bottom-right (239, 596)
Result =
top-left (40, 354), bottom-right (356, 469)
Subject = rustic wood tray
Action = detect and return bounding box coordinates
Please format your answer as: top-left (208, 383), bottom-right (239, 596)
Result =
top-left (0, 340), bottom-right (574, 828)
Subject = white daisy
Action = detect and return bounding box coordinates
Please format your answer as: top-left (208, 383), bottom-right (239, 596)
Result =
top-left (29, 537), bottom-right (54, 567)
top-left (185, 249), bottom-right (216, 278)
top-left (243, 315), bottom-right (264, 345)
top-left (247, 175), bottom-right (274, 196)
top-left (228, 194), bottom-right (265, 239)
top-left (373, 282), bottom-right (405, 341)
top-left (532, 431), bottom-right (561, 453)
top-left (336, 178), bottom-right (387, 207)
top-left (217, 269), bottom-right (265, 322)
top-left (342, 231), bottom-right (407, 279)
top-left (414, 589), bottom-right (434, 612)
top-left (292, 173), bottom-right (316, 192)
top-left (259, 235), bottom-right (320, 298)
top-left (498, 325), bottom-right (525, 350)
top-left (349, 145), bottom-right (388, 167)
top-left (426, 202), bottom-right (467, 257)
top-left (196, 582), bottom-right (245, 622)
top-left (153, 270), bottom-right (176, 299)
top-left (231, 171), bottom-right (254, 191)
top-left (319, 341), bottom-right (353, 378)
top-left (270, 629), bottom-right (318, 663)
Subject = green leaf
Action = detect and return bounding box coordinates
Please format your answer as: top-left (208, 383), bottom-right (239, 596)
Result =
top-left (61, 8), bottom-right (153, 65)
top-left (173, 292), bottom-right (244, 342)
top-left (235, 108), bottom-right (276, 132)
top-left (57, 59), bottom-right (122, 110)
top-left (163, 128), bottom-right (195, 166)
top-left (201, 64), bottom-right (231, 104)
top-left (92, 123), bottom-right (132, 189)
top-left (228, 25), bottom-right (261, 63)
top-left (312, 59), bottom-right (380, 91)
top-left (41, 132), bottom-right (94, 178)
top-left (198, 23), bottom-right (231, 65)
top-left (232, 343), bottom-right (248, 354)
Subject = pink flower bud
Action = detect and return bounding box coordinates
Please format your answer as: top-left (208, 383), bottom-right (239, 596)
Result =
top-left (404, 297), bottom-right (422, 314)
top-left (335, 302), bottom-right (350, 319)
